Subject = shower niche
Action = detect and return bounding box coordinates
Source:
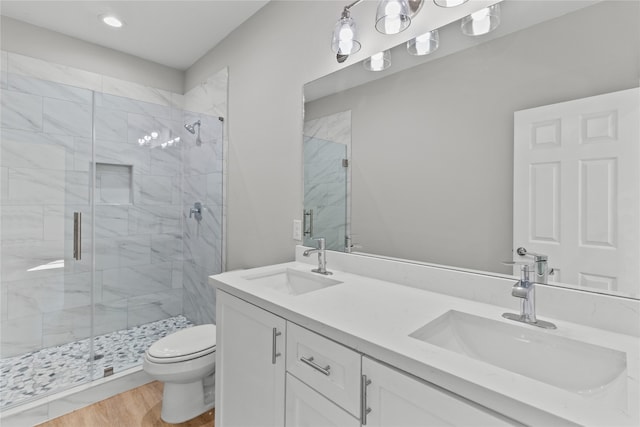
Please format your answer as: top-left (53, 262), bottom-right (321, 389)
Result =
top-left (96, 163), bottom-right (132, 204)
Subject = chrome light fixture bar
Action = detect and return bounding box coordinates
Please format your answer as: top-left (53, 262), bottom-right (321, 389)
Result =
top-left (375, 0), bottom-right (412, 35)
top-left (461, 3), bottom-right (501, 36)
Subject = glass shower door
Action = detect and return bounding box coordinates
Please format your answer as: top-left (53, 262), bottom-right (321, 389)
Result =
top-left (303, 136), bottom-right (348, 251)
top-left (0, 74), bottom-right (95, 408)
top-left (91, 91), bottom-right (187, 374)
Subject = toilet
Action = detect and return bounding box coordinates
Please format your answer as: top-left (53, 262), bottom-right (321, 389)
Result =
top-left (143, 324), bottom-right (216, 423)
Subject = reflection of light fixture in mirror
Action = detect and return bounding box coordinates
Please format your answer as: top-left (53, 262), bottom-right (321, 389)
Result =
top-left (461, 4), bottom-right (500, 36)
top-left (407, 29), bottom-right (439, 55)
top-left (433, 0), bottom-right (468, 7)
top-left (364, 50), bottom-right (391, 71)
top-left (375, 0), bottom-right (411, 35)
top-left (331, 7), bottom-right (362, 55)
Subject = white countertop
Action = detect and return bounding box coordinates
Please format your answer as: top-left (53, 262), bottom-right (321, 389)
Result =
top-left (209, 261), bottom-right (640, 426)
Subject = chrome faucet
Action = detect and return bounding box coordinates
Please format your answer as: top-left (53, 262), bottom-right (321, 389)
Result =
top-left (502, 248), bottom-right (556, 329)
top-left (303, 237), bottom-right (332, 275)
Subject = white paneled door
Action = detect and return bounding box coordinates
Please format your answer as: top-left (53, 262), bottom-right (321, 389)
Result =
top-left (514, 88), bottom-right (639, 295)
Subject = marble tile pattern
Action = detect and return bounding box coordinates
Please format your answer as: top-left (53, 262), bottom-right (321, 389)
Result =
top-left (181, 68), bottom-right (227, 327)
top-left (182, 113), bottom-right (224, 326)
top-left (303, 112), bottom-right (351, 252)
top-left (0, 315), bottom-right (193, 410)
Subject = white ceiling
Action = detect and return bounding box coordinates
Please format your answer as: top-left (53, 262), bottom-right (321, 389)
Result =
top-left (0, 1), bottom-right (270, 70)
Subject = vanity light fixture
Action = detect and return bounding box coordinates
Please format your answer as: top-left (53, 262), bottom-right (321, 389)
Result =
top-left (363, 50), bottom-right (391, 71)
top-left (375, 0), bottom-right (411, 35)
top-left (407, 29), bottom-right (439, 55)
top-left (100, 14), bottom-right (124, 28)
top-left (461, 4), bottom-right (501, 36)
top-left (433, 0), bottom-right (468, 7)
top-left (331, 5), bottom-right (362, 56)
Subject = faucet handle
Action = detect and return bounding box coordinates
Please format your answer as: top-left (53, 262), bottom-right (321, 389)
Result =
top-left (519, 263), bottom-right (534, 282)
top-left (516, 247), bottom-right (548, 262)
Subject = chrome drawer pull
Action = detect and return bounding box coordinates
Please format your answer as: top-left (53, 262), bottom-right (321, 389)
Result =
top-left (300, 356), bottom-right (331, 376)
top-left (272, 328), bottom-right (282, 364)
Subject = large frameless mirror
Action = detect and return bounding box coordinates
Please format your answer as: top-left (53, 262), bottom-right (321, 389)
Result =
top-left (303, 0), bottom-right (640, 299)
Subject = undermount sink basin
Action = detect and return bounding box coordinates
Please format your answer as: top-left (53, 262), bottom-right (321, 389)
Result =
top-left (244, 268), bottom-right (342, 296)
top-left (410, 310), bottom-right (627, 396)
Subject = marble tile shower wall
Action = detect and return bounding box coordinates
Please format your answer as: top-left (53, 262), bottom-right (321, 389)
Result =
top-left (181, 69), bottom-right (227, 326)
top-left (0, 52), bottom-right (195, 358)
top-left (93, 91), bottom-right (185, 338)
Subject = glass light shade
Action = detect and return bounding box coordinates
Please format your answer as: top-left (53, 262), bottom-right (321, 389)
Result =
top-left (461, 4), bottom-right (500, 36)
top-left (375, 0), bottom-right (411, 35)
top-left (407, 30), bottom-right (439, 56)
top-left (331, 15), bottom-right (362, 55)
top-left (433, 0), bottom-right (468, 7)
top-left (363, 50), bottom-right (391, 72)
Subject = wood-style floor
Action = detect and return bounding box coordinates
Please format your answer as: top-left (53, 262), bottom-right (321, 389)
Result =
top-left (36, 381), bottom-right (214, 427)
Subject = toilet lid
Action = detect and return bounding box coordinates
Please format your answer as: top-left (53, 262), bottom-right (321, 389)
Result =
top-left (148, 324), bottom-right (216, 359)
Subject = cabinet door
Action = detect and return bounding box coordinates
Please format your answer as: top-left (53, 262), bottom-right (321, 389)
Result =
top-left (285, 374), bottom-right (360, 427)
top-left (216, 291), bottom-right (286, 427)
top-left (362, 357), bottom-right (516, 427)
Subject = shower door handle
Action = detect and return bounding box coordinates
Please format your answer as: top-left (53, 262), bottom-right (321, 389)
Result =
top-left (303, 209), bottom-right (313, 237)
top-left (73, 212), bottom-right (82, 260)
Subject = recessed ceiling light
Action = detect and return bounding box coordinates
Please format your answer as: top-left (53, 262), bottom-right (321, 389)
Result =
top-left (100, 14), bottom-right (124, 28)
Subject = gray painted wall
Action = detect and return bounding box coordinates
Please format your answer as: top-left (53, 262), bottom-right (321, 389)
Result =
top-left (304, 1), bottom-right (639, 273)
top-left (185, 1), bottom-right (487, 270)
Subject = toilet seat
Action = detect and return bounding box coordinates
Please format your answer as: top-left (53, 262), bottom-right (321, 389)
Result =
top-left (146, 324), bottom-right (216, 364)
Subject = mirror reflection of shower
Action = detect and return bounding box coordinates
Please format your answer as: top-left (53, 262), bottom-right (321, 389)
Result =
top-left (184, 120), bottom-right (202, 146)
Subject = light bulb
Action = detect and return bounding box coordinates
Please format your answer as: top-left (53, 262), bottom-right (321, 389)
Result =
top-left (370, 52), bottom-right (385, 71)
top-left (339, 40), bottom-right (354, 54)
top-left (385, 1), bottom-right (402, 15)
top-left (339, 25), bottom-right (354, 41)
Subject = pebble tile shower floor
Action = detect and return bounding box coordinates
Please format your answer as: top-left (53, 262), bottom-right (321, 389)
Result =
top-left (0, 315), bottom-right (193, 409)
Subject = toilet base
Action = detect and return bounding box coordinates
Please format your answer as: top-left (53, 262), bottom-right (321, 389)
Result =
top-left (160, 379), bottom-right (214, 424)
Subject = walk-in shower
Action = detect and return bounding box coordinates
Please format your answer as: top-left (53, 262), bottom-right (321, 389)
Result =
top-left (0, 64), bottom-right (225, 414)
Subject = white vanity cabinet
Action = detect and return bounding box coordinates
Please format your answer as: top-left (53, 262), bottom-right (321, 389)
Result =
top-left (285, 373), bottom-right (360, 427)
top-left (216, 291), bottom-right (286, 427)
top-left (216, 290), bottom-right (518, 427)
top-left (361, 357), bottom-right (517, 426)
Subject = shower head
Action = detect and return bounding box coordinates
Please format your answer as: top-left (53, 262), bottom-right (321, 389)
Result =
top-left (184, 120), bottom-right (201, 134)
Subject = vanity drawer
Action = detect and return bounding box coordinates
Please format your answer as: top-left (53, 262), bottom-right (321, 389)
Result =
top-left (286, 322), bottom-right (362, 418)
